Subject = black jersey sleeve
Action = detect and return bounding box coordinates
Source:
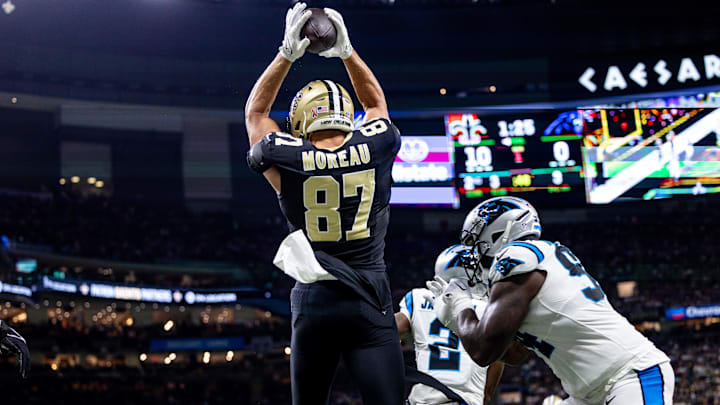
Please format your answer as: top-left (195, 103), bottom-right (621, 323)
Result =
top-left (247, 135), bottom-right (272, 173)
top-left (247, 132), bottom-right (309, 174)
top-left (356, 118), bottom-right (402, 162)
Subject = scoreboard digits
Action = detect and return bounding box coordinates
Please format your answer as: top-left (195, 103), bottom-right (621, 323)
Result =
top-left (463, 146), bottom-right (493, 172)
top-left (498, 119), bottom-right (535, 137)
top-left (444, 107), bottom-right (716, 207)
top-left (445, 112), bottom-right (585, 206)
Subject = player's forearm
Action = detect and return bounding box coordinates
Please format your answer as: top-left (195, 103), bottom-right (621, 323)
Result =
top-left (245, 53), bottom-right (293, 143)
top-left (457, 308), bottom-right (509, 367)
top-left (501, 339), bottom-right (530, 366)
top-left (342, 51), bottom-right (388, 116)
top-left (394, 312), bottom-right (411, 337)
top-left (483, 361), bottom-right (505, 405)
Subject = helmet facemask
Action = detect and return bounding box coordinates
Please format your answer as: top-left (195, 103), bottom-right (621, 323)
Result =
top-left (460, 197), bottom-right (542, 286)
top-left (460, 250), bottom-right (485, 289)
top-left (434, 245), bottom-right (486, 298)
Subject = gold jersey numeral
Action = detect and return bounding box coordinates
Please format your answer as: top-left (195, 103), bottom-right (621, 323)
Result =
top-left (303, 176), bottom-right (342, 242)
top-left (359, 119), bottom-right (388, 137)
top-left (343, 169), bottom-right (375, 241)
top-left (303, 168), bottom-right (376, 242)
top-left (274, 132), bottom-right (303, 147)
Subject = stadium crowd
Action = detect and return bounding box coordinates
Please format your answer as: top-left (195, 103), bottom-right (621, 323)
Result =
top-left (1, 191), bottom-right (720, 403)
top-left (3, 191), bottom-right (720, 289)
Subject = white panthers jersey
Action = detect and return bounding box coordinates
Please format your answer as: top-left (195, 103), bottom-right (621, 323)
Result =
top-left (488, 240), bottom-right (669, 399)
top-left (399, 288), bottom-right (488, 405)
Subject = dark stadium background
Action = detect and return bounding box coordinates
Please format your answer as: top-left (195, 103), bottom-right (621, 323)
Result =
top-left (0, 0), bottom-right (719, 404)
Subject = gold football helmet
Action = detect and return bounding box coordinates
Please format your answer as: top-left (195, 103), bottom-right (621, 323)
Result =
top-left (288, 80), bottom-right (354, 139)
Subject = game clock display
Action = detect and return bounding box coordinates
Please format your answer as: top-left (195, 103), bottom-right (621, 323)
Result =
top-left (445, 112), bottom-right (585, 205)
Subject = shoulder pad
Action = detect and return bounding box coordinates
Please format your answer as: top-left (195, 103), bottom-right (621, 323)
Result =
top-left (357, 118), bottom-right (399, 136)
top-left (488, 242), bottom-right (544, 284)
top-left (357, 118), bottom-right (402, 157)
top-left (247, 134), bottom-right (272, 173)
top-left (247, 132), bottom-right (296, 173)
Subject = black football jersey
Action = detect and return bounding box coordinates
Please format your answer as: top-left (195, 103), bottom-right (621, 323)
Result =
top-left (248, 118), bottom-right (401, 272)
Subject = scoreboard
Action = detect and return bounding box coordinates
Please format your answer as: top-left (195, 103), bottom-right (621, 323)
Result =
top-left (445, 111), bottom-right (586, 206)
top-left (388, 106), bottom-right (720, 209)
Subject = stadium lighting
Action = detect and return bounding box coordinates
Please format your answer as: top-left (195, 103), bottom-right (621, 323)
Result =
top-left (59, 178), bottom-right (66, 185)
top-left (139, 353), bottom-right (147, 362)
top-left (70, 176), bottom-right (80, 184)
top-left (168, 353), bottom-right (177, 361)
top-left (163, 357), bottom-right (171, 365)
top-left (10, 97), bottom-right (17, 104)
top-left (439, 88), bottom-right (447, 95)
top-left (163, 320), bottom-right (174, 331)
top-left (202, 352), bottom-right (210, 364)
top-left (50, 363), bottom-right (58, 371)
top-left (225, 351), bottom-right (234, 362)
top-left (95, 180), bottom-right (104, 188)
top-left (87, 177), bottom-right (96, 184)
top-left (284, 346), bottom-right (291, 356)
top-left (2, 0), bottom-right (15, 15)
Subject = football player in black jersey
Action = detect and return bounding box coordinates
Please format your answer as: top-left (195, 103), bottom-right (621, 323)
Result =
top-left (245, 3), bottom-right (404, 405)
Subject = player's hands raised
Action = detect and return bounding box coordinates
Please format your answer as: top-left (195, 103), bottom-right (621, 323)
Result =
top-left (0, 320), bottom-right (30, 378)
top-left (319, 8), bottom-right (353, 60)
top-left (426, 277), bottom-right (473, 335)
top-left (279, 2), bottom-right (313, 62)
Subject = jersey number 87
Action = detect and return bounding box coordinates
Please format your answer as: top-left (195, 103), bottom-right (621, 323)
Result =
top-left (303, 168), bottom-right (375, 242)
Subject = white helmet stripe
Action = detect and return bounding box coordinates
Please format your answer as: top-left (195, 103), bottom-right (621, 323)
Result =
top-left (324, 80), bottom-right (342, 113)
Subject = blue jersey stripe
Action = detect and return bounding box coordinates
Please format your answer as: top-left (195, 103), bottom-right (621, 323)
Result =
top-left (404, 291), bottom-right (413, 319)
top-left (637, 365), bottom-right (665, 405)
top-left (507, 241), bottom-right (545, 262)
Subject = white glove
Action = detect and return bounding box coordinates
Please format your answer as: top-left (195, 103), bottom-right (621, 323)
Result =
top-left (319, 8), bottom-right (353, 60)
top-left (425, 276), bottom-right (473, 335)
top-left (279, 2), bottom-right (312, 62)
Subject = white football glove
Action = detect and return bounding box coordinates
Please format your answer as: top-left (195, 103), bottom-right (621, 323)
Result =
top-left (278, 2), bottom-right (312, 62)
top-left (425, 276), bottom-right (474, 335)
top-left (319, 8), bottom-right (353, 60)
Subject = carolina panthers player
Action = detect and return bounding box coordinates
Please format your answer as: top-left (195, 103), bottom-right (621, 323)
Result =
top-left (245, 4), bottom-right (403, 405)
top-left (396, 245), bottom-right (505, 405)
top-left (427, 197), bottom-right (674, 405)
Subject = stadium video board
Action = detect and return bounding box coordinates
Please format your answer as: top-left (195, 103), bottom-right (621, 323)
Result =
top-left (445, 112), bottom-right (586, 206)
top-left (443, 107), bottom-right (720, 207)
top-left (389, 135), bottom-right (459, 208)
top-left (582, 108), bottom-right (720, 203)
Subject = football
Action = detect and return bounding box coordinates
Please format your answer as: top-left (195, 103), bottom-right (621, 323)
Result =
top-left (299, 8), bottom-right (337, 54)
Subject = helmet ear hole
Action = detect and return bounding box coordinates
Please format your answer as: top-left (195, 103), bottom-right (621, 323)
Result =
top-left (491, 231), bottom-right (504, 243)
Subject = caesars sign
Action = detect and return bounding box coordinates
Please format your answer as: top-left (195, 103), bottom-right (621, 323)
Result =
top-left (578, 54), bottom-right (720, 94)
